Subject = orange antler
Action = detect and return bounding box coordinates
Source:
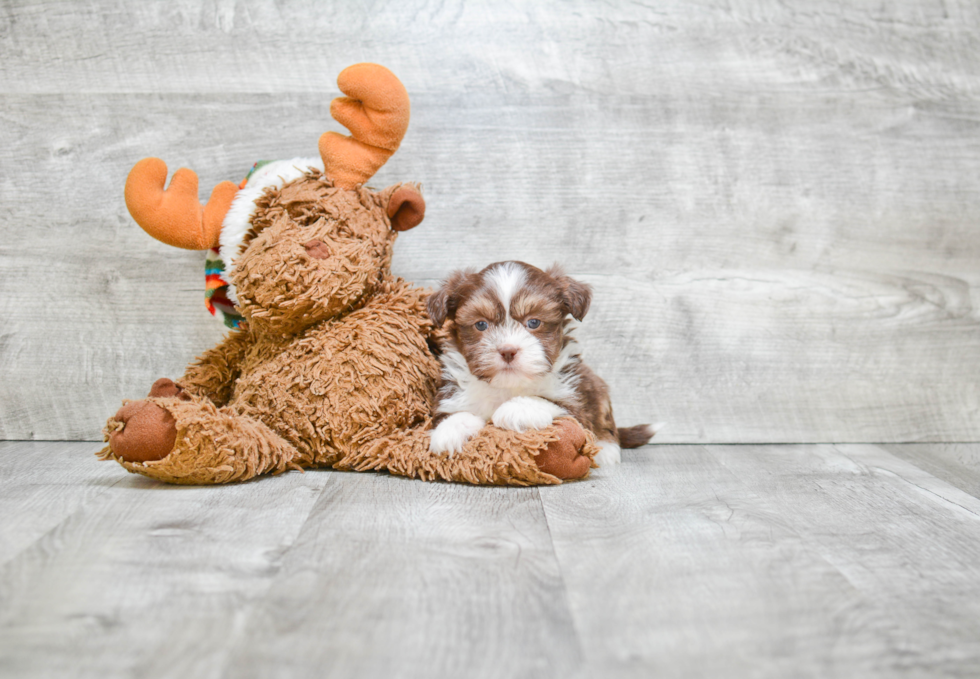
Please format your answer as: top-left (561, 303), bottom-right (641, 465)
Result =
top-left (124, 158), bottom-right (239, 250)
top-left (319, 63), bottom-right (410, 189)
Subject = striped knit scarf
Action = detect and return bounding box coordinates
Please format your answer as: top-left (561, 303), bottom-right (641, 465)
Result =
top-left (203, 160), bottom-right (276, 329)
top-left (205, 248), bottom-right (244, 328)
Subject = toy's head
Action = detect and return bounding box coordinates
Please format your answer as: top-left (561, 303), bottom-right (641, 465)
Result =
top-left (122, 63), bottom-right (425, 335)
top-left (230, 174), bottom-right (422, 335)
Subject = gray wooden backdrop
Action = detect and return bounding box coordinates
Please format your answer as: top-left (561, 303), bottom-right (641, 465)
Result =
top-left (1, 0), bottom-right (978, 443)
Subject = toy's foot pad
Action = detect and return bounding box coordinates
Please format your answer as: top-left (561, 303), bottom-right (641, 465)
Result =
top-left (109, 400), bottom-right (177, 463)
top-left (534, 419), bottom-right (591, 480)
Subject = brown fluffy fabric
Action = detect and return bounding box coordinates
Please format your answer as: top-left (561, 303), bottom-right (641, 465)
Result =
top-left (99, 395), bottom-right (299, 484)
top-left (346, 418), bottom-right (599, 486)
top-left (101, 172), bottom-right (597, 485)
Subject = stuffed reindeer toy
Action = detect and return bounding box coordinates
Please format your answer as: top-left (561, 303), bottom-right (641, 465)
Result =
top-left (100, 63), bottom-right (598, 485)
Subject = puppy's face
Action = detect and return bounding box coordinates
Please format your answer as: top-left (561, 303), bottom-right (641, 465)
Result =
top-left (428, 261), bottom-right (591, 388)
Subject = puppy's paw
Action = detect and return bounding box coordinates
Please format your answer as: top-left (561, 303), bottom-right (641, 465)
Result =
top-left (429, 412), bottom-right (486, 455)
top-left (593, 440), bottom-right (622, 467)
top-left (492, 396), bottom-right (566, 432)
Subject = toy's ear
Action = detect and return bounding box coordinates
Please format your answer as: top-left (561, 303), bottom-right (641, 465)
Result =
top-left (386, 184), bottom-right (425, 231)
top-left (427, 269), bottom-right (475, 327)
top-left (547, 265), bottom-right (592, 321)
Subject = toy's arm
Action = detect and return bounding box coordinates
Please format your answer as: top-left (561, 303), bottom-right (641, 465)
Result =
top-left (177, 328), bottom-right (253, 406)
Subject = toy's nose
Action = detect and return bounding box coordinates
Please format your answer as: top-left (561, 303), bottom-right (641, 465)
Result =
top-left (304, 239), bottom-right (331, 259)
top-left (498, 345), bottom-right (519, 363)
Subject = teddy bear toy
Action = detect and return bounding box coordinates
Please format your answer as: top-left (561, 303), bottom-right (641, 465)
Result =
top-left (98, 63), bottom-right (597, 485)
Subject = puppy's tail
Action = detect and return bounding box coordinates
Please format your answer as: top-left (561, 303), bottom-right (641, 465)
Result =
top-left (618, 423), bottom-right (664, 449)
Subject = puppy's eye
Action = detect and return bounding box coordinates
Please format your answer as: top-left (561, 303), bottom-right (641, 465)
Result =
top-left (475, 321), bottom-right (489, 331)
top-left (526, 319), bottom-right (541, 329)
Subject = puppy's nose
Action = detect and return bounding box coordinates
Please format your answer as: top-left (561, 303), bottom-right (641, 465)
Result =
top-left (498, 345), bottom-right (520, 363)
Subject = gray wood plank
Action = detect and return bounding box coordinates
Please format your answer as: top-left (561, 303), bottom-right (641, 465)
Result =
top-left (0, 442), bottom-right (119, 568)
top-left (6, 441), bottom-right (980, 677)
top-left (710, 444), bottom-right (980, 675)
top-left (3, 0), bottom-right (980, 442)
top-left (2, 1), bottom-right (979, 95)
top-left (222, 474), bottom-right (581, 679)
top-left (3, 91), bottom-right (980, 442)
top-left (882, 443), bottom-right (980, 501)
top-left (0, 441), bottom-right (330, 679)
top-left (540, 444), bottom-right (980, 677)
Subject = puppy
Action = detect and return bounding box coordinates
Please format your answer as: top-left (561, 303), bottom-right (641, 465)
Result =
top-left (426, 261), bottom-right (656, 465)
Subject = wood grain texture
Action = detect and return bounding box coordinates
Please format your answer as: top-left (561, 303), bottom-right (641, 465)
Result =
top-left (0, 441), bottom-right (119, 570)
top-left (0, 442), bottom-right (330, 679)
top-left (2, 1), bottom-right (979, 95)
top-left (221, 473), bottom-right (581, 679)
top-left (883, 443), bottom-right (980, 499)
top-left (5, 441), bottom-right (980, 677)
top-left (2, 0), bottom-right (980, 441)
top-left (540, 444), bottom-right (980, 677)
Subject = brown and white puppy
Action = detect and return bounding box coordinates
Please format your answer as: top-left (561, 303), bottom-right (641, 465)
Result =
top-left (426, 261), bottom-right (656, 465)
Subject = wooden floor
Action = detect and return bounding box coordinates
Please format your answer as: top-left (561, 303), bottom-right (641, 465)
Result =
top-left (2, 443), bottom-right (980, 677)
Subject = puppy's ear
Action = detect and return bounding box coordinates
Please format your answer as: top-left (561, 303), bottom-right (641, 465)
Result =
top-left (427, 270), bottom-right (475, 327)
top-left (548, 265), bottom-right (592, 321)
top-left (561, 278), bottom-right (592, 321)
top-left (427, 287), bottom-right (452, 327)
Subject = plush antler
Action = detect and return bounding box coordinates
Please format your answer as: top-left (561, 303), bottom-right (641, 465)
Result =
top-left (319, 63), bottom-right (410, 189)
top-left (124, 158), bottom-right (239, 250)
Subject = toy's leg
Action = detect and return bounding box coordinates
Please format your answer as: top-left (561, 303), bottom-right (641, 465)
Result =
top-left (98, 387), bottom-right (299, 485)
top-left (341, 417), bottom-right (598, 486)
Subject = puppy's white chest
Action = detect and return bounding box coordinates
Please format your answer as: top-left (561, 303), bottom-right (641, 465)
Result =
top-left (437, 344), bottom-right (581, 420)
top-left (444, 377), bottom-right (541, 420)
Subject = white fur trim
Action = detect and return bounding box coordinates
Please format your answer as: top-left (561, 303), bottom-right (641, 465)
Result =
top-left (218, 157), bottom-right (323, 303)
top-left (594, 440), bottom-right (621, 466)
top-left (491, 396), bottom-right (566, 432)
top-left (429, 412), bottom-right (487, 455)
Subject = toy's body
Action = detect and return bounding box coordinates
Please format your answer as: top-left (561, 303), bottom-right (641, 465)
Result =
top-left (106, 275), bottom-right (440, 484)
top-left (100, 64), bottom-right (598, 485)
top-left (204, 279), bottom-right (435, 471)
